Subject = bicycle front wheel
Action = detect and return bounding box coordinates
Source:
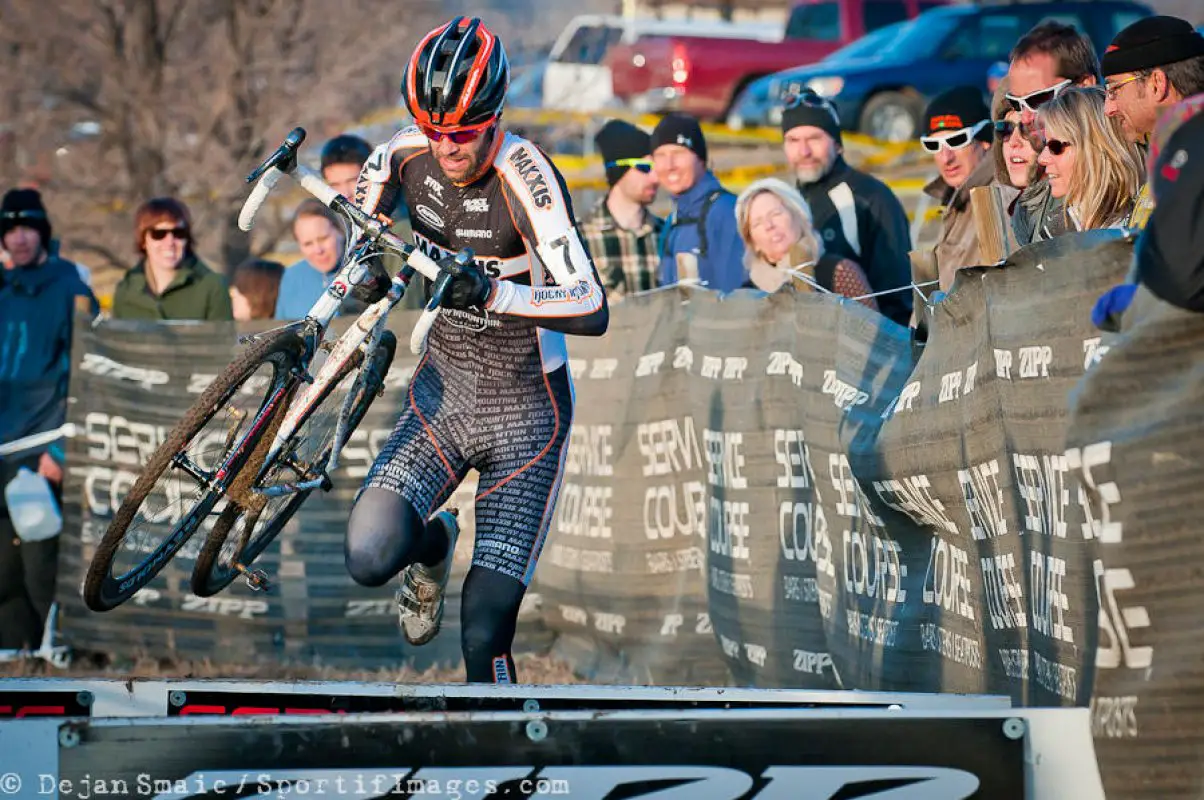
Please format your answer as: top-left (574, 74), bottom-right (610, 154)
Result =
top-left (82, 328), bottom-right (305, 612)
top-left (190, 330), bottom-right (398, 597)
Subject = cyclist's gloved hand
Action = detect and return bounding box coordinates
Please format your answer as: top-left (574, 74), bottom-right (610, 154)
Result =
top-left (438, 253), bottom-right (494, 310)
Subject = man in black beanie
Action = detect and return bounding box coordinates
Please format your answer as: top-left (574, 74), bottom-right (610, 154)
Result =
top-left (578, 119), bottom-right (664, 302)
top-left (651, 112), bottom-right (747, 292)
top-left (916, 86), bottom-right (994, 295)
top-left (1102, 15), bottom-right (1204, 228)
top-left (781, 89), bottom-right (913, 326)
top-left (0, 187), bottom-right (97, 650)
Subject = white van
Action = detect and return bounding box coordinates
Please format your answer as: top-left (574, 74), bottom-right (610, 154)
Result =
top-left (541, 14), bottom-right (780, 113)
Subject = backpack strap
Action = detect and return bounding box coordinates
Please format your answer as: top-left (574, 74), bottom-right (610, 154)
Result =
top-left (662, 188), bottom-right (733, 259)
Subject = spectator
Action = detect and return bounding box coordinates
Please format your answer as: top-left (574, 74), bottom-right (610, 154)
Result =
top-left (275, 199), bottom-right (352, 319)
top-left (579, 119), bottom-right (663, 302)
top-left (1102, 16), bottom-right (1204, 228)
top-left (1135, 102), bottom-right (1204, 310)
top-left (915, 87), bottom-right (995, 294)
top-left (990, 79), bottom-right (1035, 253)
top-left (735, 178), bottom-right (877, 311)
top-left (321, 134), bottom-right (374, 201)
top-left (781, 89), bottom-right (912, 326)
top-left (0, 188), bottom-right (98, 650)
top-left (652, 113), bottom-right (746, 292)
top-left (229, 258), bottom-right (285, 321)
top-left (1006, 22), bottom-right (1101, 245)
top-left (111, 198), bottom-right (233, 321)
top-left (1094, 94), bottom-right (1204, 330)
top-left (1036, 87), bottom-right (1145, 231)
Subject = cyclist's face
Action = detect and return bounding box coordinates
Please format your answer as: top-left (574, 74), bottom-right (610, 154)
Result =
top-left (784, 126), bottom-right (837, 185)
top-left (428, 124), bottom-right (495, 183)
top-left (294, 214), bottom-right (343, 274)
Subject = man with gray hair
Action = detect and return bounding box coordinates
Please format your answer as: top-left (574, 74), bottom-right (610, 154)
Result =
top-left (781, 89), bottom-right (913, 326)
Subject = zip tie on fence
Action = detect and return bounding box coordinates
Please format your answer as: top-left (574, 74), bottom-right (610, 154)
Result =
top-left (0, 423), bottom-right (78, 458)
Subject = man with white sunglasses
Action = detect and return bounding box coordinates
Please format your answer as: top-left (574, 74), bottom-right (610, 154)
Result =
top-left (1006, 21), bottom-right (1101, 245)
top-left (915, 86), bottom-right (994, 296)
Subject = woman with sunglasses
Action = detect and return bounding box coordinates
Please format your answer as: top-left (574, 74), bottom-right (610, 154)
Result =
top-left (989, 79), bottom-right (1045, 253)
top-left (1035, 88), bottom-right (1145, 232)
top-left (110, 197), bottom-right (233, 321)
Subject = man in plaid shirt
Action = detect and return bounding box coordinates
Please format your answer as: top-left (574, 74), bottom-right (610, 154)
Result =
top-left (579, 119), bottom-right (664, 301)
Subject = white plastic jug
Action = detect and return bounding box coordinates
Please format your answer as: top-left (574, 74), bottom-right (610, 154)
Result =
top-left (4, 467), bottom-right (63, 542)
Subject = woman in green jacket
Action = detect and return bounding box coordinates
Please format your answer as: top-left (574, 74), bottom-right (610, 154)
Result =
top-left (110, 197), bottom-right (233, 321)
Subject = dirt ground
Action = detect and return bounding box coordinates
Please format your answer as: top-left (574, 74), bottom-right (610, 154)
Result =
top-left (0, 651), bottom-right (584, 684)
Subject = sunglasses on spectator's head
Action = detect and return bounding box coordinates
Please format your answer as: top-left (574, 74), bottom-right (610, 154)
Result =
top-left (607, 158), bottom-right (653, 173)
top-left (419, 117), bottom-right (496, 144)
top-left (1042, 138), bottom-right (1073, 156)
top-left (920, 120), bottom-right (989, 152)
top-left (148, 227), bottom-right (189, 241)
top-left (994, 119), bottom-right (1038, 139)
top-left (1005, 79), bottom-right (1072, 114)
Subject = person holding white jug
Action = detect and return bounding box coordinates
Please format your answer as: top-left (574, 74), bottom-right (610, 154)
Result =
top-left (0, 187), bottom-right (98, 650)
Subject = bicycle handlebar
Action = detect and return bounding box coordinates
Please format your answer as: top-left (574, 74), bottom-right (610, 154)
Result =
top-left (239, 128), bottom-right (460, 355)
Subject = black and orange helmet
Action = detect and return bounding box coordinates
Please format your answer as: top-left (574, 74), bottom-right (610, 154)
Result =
top-left (402, 17), bottom-right (510, 130)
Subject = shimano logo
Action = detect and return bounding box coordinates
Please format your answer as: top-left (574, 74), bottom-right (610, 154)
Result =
top-left (455, 228), bottom-right (493, 240)
top-left (414, 204), bottom-right (445, 230)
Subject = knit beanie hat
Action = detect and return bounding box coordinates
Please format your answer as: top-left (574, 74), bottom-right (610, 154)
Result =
top-left (780, 89), bottom-right (843, 145)
top-left (924, 86), bottom-right (992, 141)
top-left (651, 112), bottom-right (707, 164)
top-left (1102, 16), bottom-right (1204, 77)
top-left (595, 119), bottom-right (653, 186)
top-left (0, 188), bottom-right (52, 250)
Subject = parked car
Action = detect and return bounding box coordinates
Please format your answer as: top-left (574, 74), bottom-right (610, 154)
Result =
top-left (740, 0), bottom-right (1152, 142)
top-left (541, 14), bottom-right (780, 113)
top-left (605, 0), bottom-right (953, 121)
top-left (727, 20), bottom-right (911, 130)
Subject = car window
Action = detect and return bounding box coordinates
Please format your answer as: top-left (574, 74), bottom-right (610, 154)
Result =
top-left (555, 25), bottom-right (621, 65)
top-left (942, 13), bottom-right (1036, 61)
top-left (785, 2), bottom-right (841, 41)
top-left (865, 1), bottom-right (910, 31)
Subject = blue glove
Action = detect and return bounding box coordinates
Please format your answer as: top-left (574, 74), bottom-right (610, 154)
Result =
top-left (1091, 283), bottom-right (1137, 332)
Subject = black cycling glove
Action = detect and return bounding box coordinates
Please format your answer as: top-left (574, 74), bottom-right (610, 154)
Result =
top-left (438, 253), bottom-right (493, 310)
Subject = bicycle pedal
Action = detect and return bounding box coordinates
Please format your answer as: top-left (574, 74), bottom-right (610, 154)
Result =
top-left (319, 472), bottom-right (333, 492)
top-left (237, 565), bottom-right (273, 593)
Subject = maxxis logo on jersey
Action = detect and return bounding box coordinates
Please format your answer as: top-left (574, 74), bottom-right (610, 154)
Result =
top-left (507, 147), bottom-right (553, 209)
top-left (415, 204), bottom-right (445, 230)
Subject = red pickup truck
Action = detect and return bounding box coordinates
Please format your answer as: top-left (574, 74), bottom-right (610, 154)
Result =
top-left (606, 0), bottom-right (950, 121)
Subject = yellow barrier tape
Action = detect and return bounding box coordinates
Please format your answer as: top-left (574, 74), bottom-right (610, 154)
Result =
top-left (358, 105), bottom-right (922, 156)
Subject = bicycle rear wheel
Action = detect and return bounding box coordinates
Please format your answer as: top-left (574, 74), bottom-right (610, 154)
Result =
top-left (82, 328), bottom-right (306, 612)
top-left (189, 330), bottom-right (397, 597)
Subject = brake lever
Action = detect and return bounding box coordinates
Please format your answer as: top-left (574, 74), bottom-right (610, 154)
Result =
top-left (246, 127), bottom-right (306, 183)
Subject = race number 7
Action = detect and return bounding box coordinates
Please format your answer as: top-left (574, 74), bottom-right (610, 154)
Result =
top-left (549, 234), bottom-right (577, 275)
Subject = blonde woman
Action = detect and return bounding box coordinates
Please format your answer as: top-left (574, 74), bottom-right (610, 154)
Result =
top-left (1036, 87), bottom-right (1145, 231)
top-left (735, 178), bottom-right (877, 310)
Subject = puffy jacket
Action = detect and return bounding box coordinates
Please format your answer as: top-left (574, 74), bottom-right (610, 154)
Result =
top-left (657, 172), bottom-right (748, 293)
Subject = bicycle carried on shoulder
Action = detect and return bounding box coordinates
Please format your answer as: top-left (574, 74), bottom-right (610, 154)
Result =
top-left (83, 127), bottom-right (469, 612)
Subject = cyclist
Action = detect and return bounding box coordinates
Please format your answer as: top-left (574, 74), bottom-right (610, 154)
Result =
top-left (345, 16), bottom-right (608, 683)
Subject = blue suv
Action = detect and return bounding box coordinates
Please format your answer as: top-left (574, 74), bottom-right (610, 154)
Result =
top-left (730, 0), bottom-right (1152, 141)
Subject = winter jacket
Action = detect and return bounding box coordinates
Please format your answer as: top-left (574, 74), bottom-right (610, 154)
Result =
top-left (657, 172), bottom-right (748, 293)
top-left (111, 253), bottom-right (233, 321)
top-left (797, 157), bottom-right (913, 326)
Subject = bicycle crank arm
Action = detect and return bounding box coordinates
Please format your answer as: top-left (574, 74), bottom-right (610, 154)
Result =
top-left (253, 472), bottom-right (332, 497)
